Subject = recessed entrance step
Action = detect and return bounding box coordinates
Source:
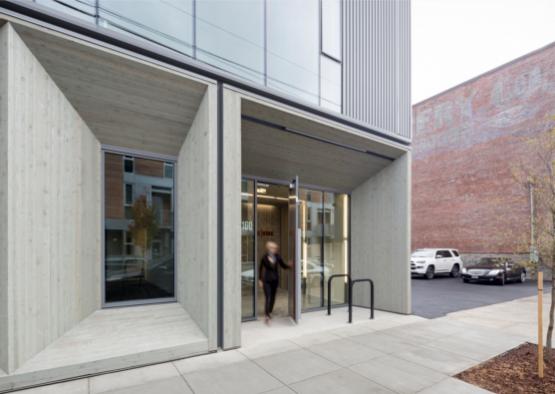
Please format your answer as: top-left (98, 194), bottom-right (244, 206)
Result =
top-left (1, 303), bottom-right (208, 392)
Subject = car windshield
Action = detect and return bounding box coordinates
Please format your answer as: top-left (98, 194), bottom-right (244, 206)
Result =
top-left (412, 250), bottom-right (434, 258)
top-left (476, 258), bottom-right (505, 267)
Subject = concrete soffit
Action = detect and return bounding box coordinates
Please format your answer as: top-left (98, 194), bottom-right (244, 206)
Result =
top-left (10, 21), bottom-right (213, 157)
top-left (235, 88), bottom-right (410, 191)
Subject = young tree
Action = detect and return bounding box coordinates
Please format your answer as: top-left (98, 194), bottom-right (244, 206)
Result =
top-left (513, 124), bottom-right (555, 358)
top-left (128, 195), bottom-right (159, 278)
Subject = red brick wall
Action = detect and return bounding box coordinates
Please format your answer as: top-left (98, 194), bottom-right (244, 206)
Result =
top-left (412, 43), bottom-right (555, 254)
top-left (105, 153), bottom-right (124, 219)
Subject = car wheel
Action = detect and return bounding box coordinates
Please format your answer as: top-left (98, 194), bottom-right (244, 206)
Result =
top-left (498, 274), bottom-right (505, 286)
top-left (463, 278), bottom-right (469, 283)
top-left (520, 272), bottom-right (526, 283)
top-left (425, 266), bottom-right (435, 280)
top-left (450, 264), bottom-right (460, 278)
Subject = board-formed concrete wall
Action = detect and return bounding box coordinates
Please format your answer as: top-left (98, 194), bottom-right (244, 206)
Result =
top-left (0, 23), bottom-right (101, 373)
top-left (351, 152), bottom-right (411, 314)
top-left (176, 85), bottom-right (218, 350)
top-left (221, 87), bottom-right (242, 349)
top-left (0, 23), bottom-right (9, 375)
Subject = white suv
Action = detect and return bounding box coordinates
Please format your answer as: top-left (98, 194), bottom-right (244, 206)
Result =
top-left (411, 248), bottom-right (463, 279)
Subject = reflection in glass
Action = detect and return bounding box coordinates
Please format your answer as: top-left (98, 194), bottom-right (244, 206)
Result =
top-left (241, 179), bottom-right (256, 319)
top-left (267, 0), bottom-right (320, 104)
top-left (299, 189), bottom-right (324, 310)
top-left (35, 0), bottom-right (97, 24)
top-left (99, 0), bottom-right (194, 55)
top-left (104, 153), bottom-right (175, 303)
top-left (38, 0), bottom-right (342, 110)
top-left (323, 192), bottom-right (349, 306)
top-left (197, 0), bottom-right (265, 84)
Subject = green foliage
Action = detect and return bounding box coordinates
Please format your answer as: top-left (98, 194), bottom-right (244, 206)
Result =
top-left (127, 195), bottom-right (159, 255)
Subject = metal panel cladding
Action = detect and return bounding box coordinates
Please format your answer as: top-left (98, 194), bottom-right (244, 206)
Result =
top-left (342, 0), bottom-right (411, 139)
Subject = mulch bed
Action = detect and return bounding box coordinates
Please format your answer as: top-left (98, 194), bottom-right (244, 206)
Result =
top-left (456, 343), bottom-right (555, 393)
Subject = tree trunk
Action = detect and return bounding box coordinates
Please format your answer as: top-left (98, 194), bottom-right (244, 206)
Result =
top-left (547, 277), bottom-right (555, 359)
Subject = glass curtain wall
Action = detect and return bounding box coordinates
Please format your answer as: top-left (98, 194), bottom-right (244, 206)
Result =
top-left (34, 0), bottom-right (342, 111)
top-left (104, 152), bottom-right (175, 304)
top-left (266, 0), bottom-right (319, 104)
top-left (196, 0), bottom-right (265, 84)
top-left (99, 0), bottom-right (194, 55)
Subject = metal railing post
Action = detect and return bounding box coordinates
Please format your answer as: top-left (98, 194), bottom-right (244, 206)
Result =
top-left (350, 279), bottom-right (374, 321)
top-left (327, 274), bottom-right (350, 315)
top-left (348, 279), bottom-right (353, 323)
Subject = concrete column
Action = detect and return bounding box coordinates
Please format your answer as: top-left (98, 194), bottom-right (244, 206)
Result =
top-left (176, 84), bottom-right (218, 350)
top-left (351, 152), bottom-right (411, 314)
top-left (0, 22), bottom-right (9, 375)
top-left (222, 88), bottom-right (242, 349)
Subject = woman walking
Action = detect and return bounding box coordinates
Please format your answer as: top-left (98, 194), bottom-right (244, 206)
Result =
top-left (259, 241), bottom-right (290, 324)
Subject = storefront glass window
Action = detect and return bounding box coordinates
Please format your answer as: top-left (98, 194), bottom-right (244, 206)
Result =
top-left (241, 179), bottom-right (256, 319)
top-left (323, 192), bottom-right (349, 306)
top-left (104, 152), bottom-right (175, 304)
top-left (299, 189), bottom-right (324, 310)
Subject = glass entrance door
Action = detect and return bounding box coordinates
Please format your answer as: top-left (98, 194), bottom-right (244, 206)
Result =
top-left (241, 177), bottom-right (350, 321)
top-left (241, 178), bottom-right (292, 321)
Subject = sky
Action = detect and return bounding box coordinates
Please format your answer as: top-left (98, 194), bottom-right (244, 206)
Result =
top-left (412, 0), bottom-right (555, 103)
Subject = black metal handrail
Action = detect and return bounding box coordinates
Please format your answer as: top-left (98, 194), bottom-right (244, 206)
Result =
top-left (327, 274), bottom-right (351, 315)
top-left (349, 279), bottom-right (374, 323)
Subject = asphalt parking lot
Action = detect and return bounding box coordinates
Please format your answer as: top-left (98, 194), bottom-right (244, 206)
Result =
top-left (412, 276), bottom-right (551, 318)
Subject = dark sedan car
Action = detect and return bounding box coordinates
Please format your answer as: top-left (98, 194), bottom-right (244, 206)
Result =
top-left (461, 257), bottom-right (526, 285)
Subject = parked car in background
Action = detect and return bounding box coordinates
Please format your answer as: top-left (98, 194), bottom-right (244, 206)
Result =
top-left (411, 248), bottom-right (463, 279)
top-left (461, 257), bottom-right (526, 285)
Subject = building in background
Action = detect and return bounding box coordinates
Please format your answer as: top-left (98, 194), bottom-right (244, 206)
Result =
top-left (412, 42), bottom-right (555, 263)
top-left (0, 0), bottom-right (411, 391)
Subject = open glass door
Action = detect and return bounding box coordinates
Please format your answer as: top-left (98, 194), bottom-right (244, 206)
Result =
top-left (288, 176), bottom-right (301, 322)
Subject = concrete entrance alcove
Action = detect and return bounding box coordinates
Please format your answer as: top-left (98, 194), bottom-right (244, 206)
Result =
top-left (0, 21), bottom-right (217, 391)
top-left (222, 89), bottom-right (412, 350)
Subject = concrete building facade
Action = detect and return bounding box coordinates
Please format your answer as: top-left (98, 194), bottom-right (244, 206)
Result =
top-left (412, 42), bottom-right (555, 263)
top-left (0, 1), bottom-right (411, 391)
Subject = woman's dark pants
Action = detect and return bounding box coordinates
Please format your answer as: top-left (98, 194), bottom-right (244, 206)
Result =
top-left (263, 280), bottom-right (279, 317)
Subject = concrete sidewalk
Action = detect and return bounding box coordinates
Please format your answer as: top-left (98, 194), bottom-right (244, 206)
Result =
top-left (12, 297), bottom-right (550, 394)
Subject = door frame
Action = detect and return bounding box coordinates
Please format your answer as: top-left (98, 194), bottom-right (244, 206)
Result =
top-left (289, 176), bottom-right (301, 322)
top-left (241, 175), bottom-right (352, 322)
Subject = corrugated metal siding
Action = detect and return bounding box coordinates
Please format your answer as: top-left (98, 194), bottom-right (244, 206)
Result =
top-left (343, 0), bottom-right (411, 139)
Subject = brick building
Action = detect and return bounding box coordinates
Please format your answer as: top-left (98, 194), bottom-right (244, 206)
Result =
top-left (412, 42), bottom-right (555, 263)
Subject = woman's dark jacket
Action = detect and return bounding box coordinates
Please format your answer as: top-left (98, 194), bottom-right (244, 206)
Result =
top-left (259, 253), bottom-right (289, 282)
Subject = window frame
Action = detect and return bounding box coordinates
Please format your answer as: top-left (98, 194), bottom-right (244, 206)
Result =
top-left (123, 155), bottom-right (134, 173)
top-left (101, 146), bottom-right (178, 308)
top-left (320, 0), bottom-right (343, 62)
top-left (435, 250), bottom-right (452, 259)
